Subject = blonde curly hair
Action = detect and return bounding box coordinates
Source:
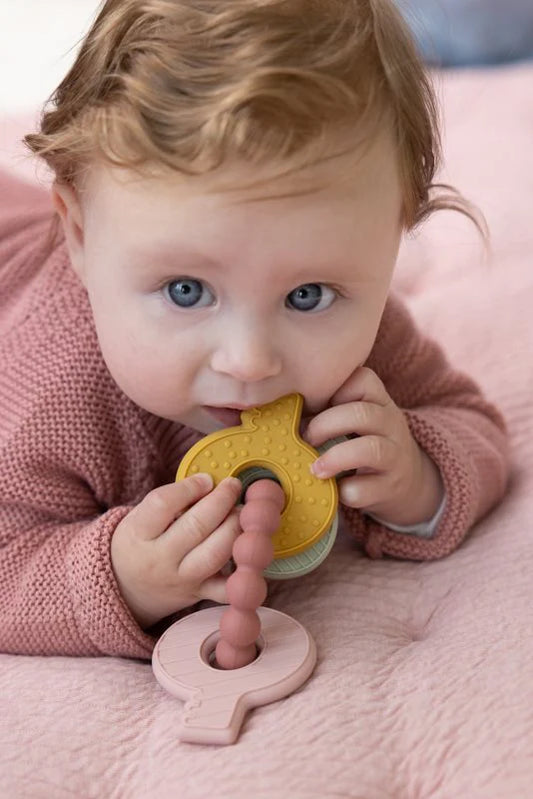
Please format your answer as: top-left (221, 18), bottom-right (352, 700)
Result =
top-left (25, 0), bottom-right (483, 233)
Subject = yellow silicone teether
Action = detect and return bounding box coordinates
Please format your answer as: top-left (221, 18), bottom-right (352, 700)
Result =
top-left (176, 394), bottom-right (337, 559)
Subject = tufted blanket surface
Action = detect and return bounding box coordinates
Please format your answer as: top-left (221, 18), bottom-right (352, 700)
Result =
top-left (1, 63), bottom-right (533, 798)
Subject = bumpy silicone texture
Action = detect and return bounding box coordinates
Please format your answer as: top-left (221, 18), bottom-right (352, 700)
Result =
top-left (176, 393), bottom-right (338, 559)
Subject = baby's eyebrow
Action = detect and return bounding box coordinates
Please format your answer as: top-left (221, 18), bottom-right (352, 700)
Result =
top-left (129, 244), bottom-right (221, 270)
top-left (128, 242), bottom-right (369, 285)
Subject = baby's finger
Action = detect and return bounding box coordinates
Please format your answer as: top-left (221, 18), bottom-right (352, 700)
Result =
top-left (305, 401), bottom-right (390, 447)
top-left (130, 474), bottom-right (214, 540)
top-left (179, 507), bottom-right (241, 583)
top-left (337, 473), bottom-right (388, 509)
top-left (162, 476), bottom-right (242, 557)
top-left (329, 365), bottom-right (391, 407)
top-left (311, 435), bottom-right (396, 479)
top-left (197, 574), bottom-right (230, 605)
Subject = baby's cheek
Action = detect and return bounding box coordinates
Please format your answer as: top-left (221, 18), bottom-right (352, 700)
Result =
top-left (101, 344), bottom-right (183, 416)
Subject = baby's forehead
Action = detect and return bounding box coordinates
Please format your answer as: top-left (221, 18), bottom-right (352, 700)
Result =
top-left (82, 126), bottom-right (397, 209)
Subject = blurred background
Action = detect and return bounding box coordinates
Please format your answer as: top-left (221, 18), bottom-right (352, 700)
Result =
top-left (401, 0), bottom-right (533, 67)
top-left (0, 1), bottom-right (98, 112)
top-left (1, 0), bottom-right (533, 113)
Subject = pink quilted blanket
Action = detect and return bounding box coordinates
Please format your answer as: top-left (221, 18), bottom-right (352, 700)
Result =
top-left (1, 63), bottom-right (532, 798)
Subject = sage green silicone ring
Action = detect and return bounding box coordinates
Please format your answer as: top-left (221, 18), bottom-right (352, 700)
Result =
top-left (263, 512), bottom-right (338, 579)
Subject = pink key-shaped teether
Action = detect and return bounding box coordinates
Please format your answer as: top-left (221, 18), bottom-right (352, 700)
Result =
top-left (152, 605), bottom-right (316, 745)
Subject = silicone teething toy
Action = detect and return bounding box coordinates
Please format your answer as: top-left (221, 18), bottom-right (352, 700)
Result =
top-left (152, 394), bottom-right (339, 744)
top-left (152, 604), bottom-right (316, 745)
top-left (177, 393), bottom-right (339, 578)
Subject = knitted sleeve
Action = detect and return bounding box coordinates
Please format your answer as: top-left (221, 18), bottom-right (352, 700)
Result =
top-left (0, 504), bottom-right (157, 659)
top-left (0, 349), bottom-right (163, 660)
top-left (0, 229), bottom-right (163, 658)
top-left (341, 292), bottom-right (510, 560)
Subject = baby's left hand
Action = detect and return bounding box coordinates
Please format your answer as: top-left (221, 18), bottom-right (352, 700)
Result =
top-left (304, 367), bottom-right (444, 527)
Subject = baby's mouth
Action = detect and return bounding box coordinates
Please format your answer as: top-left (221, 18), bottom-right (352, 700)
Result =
top-left (202, 406), bottom-right (247, 427)
top-left (202, 401), bottom-right (315, 436)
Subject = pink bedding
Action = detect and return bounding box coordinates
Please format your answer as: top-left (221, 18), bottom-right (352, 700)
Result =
top-left (1, 63), bottom-right (532, 798)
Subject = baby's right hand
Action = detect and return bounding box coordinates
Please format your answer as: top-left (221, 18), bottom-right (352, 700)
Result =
top-left (110, 474), bottom-right (243, 629)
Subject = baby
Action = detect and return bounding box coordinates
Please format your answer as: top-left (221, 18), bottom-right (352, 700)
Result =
top-left (0, 0), bottom-right (509, 658)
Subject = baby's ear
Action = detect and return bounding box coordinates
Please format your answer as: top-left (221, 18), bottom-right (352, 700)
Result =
top-left (51, 182), bottom-right (86, 283)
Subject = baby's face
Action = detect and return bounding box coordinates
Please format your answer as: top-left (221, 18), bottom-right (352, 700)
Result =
top-left (59, 130), bottom-right (403, 433)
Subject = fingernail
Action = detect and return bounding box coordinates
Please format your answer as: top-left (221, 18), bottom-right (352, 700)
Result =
top-left (310, 460), bottom-right (327, 478)
top-left (195, 473), bottom-right (213, 490)
top-left (223, 476), bottom-right (242, 491)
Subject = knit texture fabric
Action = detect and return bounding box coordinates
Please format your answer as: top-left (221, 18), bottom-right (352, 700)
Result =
top-left (0, 174), bottom-right (510, 659)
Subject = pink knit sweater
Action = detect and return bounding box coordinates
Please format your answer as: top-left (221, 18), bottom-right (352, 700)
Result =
top-left (0, 173), bottom-right (509, 659)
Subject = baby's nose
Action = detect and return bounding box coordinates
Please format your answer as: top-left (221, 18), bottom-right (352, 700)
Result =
top-left (210, 328), bottom-right (282, 383)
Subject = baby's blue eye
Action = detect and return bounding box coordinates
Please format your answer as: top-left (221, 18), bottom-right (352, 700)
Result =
top-left (286, 283), bottom-right (336, 312)
top-left (166, 278), bottom-right (214, 308)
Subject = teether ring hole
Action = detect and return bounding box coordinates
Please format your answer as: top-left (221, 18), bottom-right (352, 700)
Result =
top-left (236, 466), bottom-right (286, 513)
top-left (201, 630), bottom-right (266, 670)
